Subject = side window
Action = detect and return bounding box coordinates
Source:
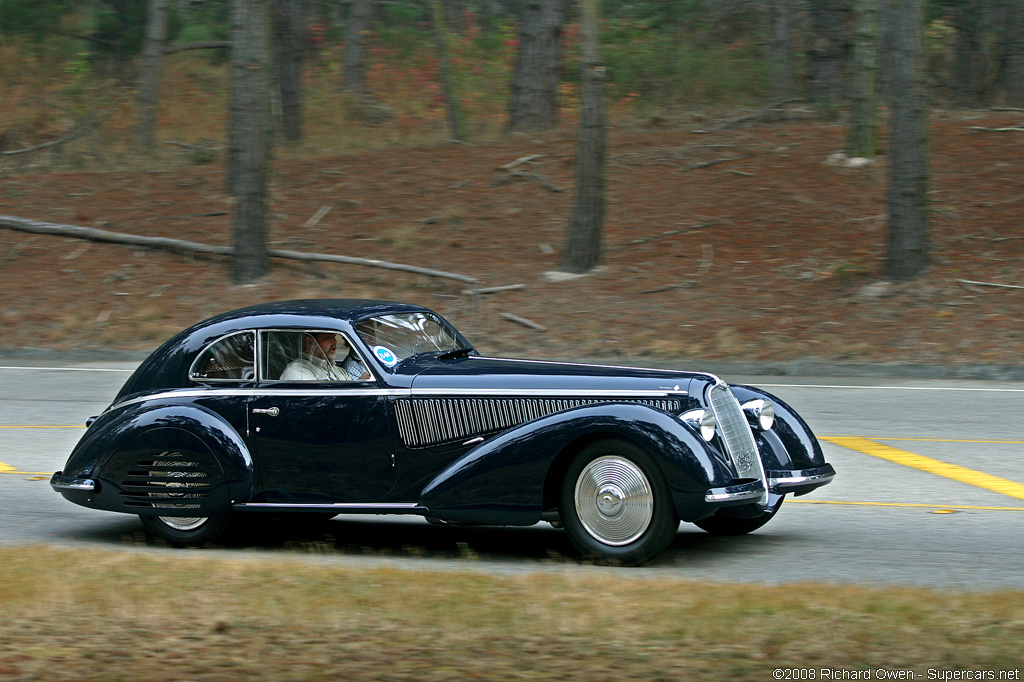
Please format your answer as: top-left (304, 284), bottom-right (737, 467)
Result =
top-left (189, 331), bottom-right (255, 382)
top-left (260, 330), bottom-right (369, 382)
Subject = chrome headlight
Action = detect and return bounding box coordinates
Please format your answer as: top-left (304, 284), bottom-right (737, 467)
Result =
top-left (681, 408), bottom-right (716, 442)
top-left (742, 399), bottom-right (774, 431)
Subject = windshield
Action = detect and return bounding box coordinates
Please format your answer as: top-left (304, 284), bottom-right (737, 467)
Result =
top-left (355, 312), bottom-right (470, 370)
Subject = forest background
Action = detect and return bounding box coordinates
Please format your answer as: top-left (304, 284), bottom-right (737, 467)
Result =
top-left (1, 0), bottom-right (1023, 370)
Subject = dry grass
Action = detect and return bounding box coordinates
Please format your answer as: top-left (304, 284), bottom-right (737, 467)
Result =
top-left (1, 546), bottom-right (1022, 680)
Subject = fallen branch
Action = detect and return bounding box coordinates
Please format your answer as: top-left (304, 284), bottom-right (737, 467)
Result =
top-left (162, 41), bottom-right (230, 55)
top-left (301, 205), bottom-right (332, 229)
top-left (714, 97), bottom-right (803, 130)
top-left (958, 279), bottom-right (1024, 291)
top-left (1, 116), bottom-right (93, 157)
top-left (500, 312), bottom-right (546, 331)
top-left (490, 169), bottom-right (563, 192)
top-left (0, 214), bottom-right (478, 284)
top-left (464, 284), bottom-right (525, 296)
top-left (969, 126), bottom-right (1024, 132)
top-left (683, 157), bottom-right (739, 171)
top-left (163, 140), bottom-right (220, 152)
top-left (499, 154), bottom-right (546, 170)
top-left (638, 281), bottom-right (694, 295)
top-left (613, 222), bottom-right (712, 249)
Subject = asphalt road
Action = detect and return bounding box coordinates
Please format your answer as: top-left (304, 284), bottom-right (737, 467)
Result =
top-left (2, 361), bottom-right (1022, 589)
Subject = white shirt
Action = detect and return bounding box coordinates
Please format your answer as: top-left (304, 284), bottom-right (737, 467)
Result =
top-left (280, 353), bottom-right (353, 382)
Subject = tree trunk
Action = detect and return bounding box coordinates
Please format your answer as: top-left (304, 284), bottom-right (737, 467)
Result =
top-left (764, 0), bottom-right (794, 100)
top-left (342, 0), bottom-right (373, 93)
top-left (136, 0), bottom-right (168, 150)
top-left (228, 0), bottom-right (273, 283)
top-left (1003, 0), bottom-right (1024, 104)
top-left (561, 0), bottom-right (605, 274)
top-left (506, 0), bottom-right (564, 133)
top-left (807, 0), bottom-right (850, 107)
top-left (952, 2), bottom-right (987, 106)
top-left (431, 0), bottom-right (465, 141)
top-left (847, 0), bottom-right (879, 157)
top-left (273, 0), bottom-right (307, 142)
top-left (886, 0), bottom-right (929, 281)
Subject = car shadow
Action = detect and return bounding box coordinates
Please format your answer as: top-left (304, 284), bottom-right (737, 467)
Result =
top-left (51, 515), bottom-right (790, 569)
top-left (224, 515), bottom-right (789, 568)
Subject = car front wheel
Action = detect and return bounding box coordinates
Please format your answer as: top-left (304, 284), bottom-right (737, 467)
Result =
top-left (560, 440), bottom-right (678, 566)
top-left (140, 514), bottom-right (230, 547)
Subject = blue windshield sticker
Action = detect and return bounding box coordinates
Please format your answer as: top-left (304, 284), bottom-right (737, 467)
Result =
top-left (373, 345), bottom-right (398, 367)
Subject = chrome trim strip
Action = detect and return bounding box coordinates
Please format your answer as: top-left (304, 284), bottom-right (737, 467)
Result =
top-left (234, 502), bottom-right (422, 511)
top-left (110, 386), bottom-right (687, 413)
top-left (110, 387), bottom-right (408, 412)
top-left (475, 356), bottom-right (710, 386)
top-left (50, 473), bottom-right (96, 492)
top-left (411, 388), bottom-right (686, 397)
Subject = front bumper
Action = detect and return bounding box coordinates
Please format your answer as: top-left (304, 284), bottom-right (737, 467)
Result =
top-left (704, 480), bottom-right (765, 504)
top-left (703, 463), bottom-right (836, 504)
top-left (50, 471), bottom-right (97, 492)
top-left (767, 464), bottom-right (836, 496)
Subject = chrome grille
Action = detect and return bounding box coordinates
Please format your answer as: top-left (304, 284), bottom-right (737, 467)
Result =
top-left (395, 397), bottom-right (681, 448)
top-left (708, 383), bottom-right (762, 481)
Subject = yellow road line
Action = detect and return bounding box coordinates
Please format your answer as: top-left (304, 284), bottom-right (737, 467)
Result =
top-left (0, 460), bottom-right (51, 475)
top-left (824, 435), bottom-right (1024, 445)
top-left (790, 499), bottom-right (1024, 512)
top-left (823, 436), bottom-right (1024, 502)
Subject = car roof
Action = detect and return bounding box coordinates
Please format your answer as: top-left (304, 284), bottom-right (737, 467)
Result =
top-left (112, 299), bottom-right (441, 399)
top-left (204, 299), bottom-right (433, 327)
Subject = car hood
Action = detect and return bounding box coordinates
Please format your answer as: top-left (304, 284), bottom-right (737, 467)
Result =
top-left (408, 356), bottom-right (710, 396)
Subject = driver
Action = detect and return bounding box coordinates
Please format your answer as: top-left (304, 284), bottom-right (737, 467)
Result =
top-left (280, 332), bottom-right (368, 381)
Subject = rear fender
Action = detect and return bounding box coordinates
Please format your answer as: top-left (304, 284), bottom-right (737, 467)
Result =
top-left (418, 403), bottom-right (731, 525)
top-left (61, 403), bottom-right (254, 516)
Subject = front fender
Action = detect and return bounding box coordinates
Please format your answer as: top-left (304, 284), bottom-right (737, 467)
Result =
top-left (418, 403), bottom-right (733, 525)
top-left (731, 385), bottom-right (825, 469)
top-left (56, 402), bottom-right (254, 516)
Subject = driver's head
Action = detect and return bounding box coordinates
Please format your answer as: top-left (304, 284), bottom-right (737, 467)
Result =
top-left (305, 333), bottom-right (346, 360)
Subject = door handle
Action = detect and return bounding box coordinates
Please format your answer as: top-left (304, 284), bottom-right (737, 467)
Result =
top-left (252, 406), bottom-right (280, 417)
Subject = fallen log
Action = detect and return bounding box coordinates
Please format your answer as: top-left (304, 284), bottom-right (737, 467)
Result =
top-left (500, 312), bottom-right (546, 331)
top-left (0, 214), bottom-right (478, 284)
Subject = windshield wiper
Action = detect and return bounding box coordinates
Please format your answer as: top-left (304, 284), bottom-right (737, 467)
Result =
top-left (438, 347), bottom-right (473, 361)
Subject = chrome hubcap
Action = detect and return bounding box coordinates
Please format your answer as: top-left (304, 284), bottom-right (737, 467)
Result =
top-left (574, 456), bottom-right (654, 546)
top-left (596, 485), bottom-right (625, 516)
top-left (157, 516), bottom-right (208, 532)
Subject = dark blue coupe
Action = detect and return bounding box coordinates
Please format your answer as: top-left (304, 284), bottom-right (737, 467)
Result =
top-left (51, 299), bottom-right (835, 565)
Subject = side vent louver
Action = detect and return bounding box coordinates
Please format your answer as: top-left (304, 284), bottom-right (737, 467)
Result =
top-left (119, 450), bottom-right (212, 509)
top-left (395, 397), bottom-right (681, 448)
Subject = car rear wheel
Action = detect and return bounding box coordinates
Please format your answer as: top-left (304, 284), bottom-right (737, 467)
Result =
top-left (560, 439), bottom-right (678, 566)
top-left (693, 495), bottom-right (784, 536)
top-left (140, 514), bottom-right (230, 547)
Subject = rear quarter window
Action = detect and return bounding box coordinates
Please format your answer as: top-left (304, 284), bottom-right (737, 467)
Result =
top-left (188, 331), bottom-right (256, 382)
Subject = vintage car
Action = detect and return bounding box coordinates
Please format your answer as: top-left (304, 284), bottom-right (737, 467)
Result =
top-left (51, 299), bottom-right (835, 565)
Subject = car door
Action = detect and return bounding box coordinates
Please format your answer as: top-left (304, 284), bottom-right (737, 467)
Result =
top-left (248, 330), bottom-right (397, 503)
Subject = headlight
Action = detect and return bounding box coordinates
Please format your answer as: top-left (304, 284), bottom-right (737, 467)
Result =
top-left (681, 408), bottom-right (716, 442)
top-left (742, 399), bottom-right (775, 431)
